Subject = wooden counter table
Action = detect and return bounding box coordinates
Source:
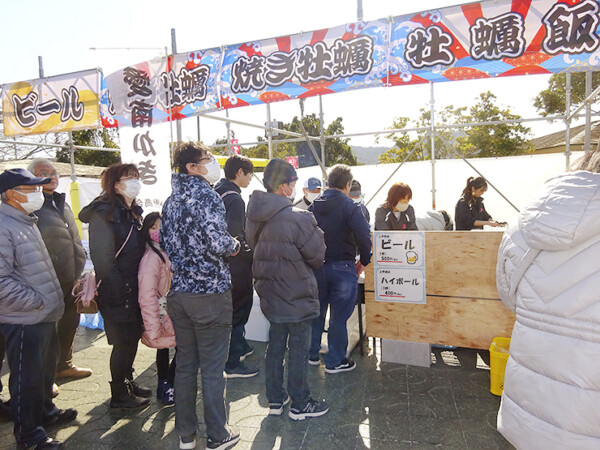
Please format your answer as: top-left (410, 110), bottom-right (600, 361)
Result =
top-left (364, 231), bottom-right (515, 351)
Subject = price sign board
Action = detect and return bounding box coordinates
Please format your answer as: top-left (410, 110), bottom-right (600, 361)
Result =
top-left (374, 231), bottom-right (426, 304)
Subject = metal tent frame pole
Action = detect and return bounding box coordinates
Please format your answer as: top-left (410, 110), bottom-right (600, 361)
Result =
top-left (565, 73), bottom-right (572, 170)
top-left (429, 81), bottom-right (437, 209)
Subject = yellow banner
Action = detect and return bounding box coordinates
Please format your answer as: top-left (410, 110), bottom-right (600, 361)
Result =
top-left (1, 69), bottom-right (101, 137)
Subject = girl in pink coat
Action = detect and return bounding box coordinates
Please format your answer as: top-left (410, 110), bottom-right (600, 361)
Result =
top-left (138, 212), bottom-right (176, 405)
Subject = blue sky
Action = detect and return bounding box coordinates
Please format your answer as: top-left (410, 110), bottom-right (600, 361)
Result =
top-left (1, 0), bottom-right (566, 148)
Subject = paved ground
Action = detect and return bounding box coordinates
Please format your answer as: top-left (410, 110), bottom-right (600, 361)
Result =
top-left (0, 326), bottom-right (513, 449)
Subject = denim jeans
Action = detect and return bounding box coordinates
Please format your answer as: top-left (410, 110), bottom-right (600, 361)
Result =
top-left (168, 290), bottom-right (232, 442)
top-left (0, 321), bottom-right (59, 447)
top-left (266, 319), bottom-right (311, 410)
top-left (310, 260), bottom-right (358, 368)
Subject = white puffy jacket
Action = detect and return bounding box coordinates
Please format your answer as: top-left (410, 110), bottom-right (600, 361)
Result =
top-left (496, 171), bottom-right (600, 450)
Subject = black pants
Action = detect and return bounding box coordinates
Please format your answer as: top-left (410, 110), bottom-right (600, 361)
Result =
top-left (226, 255), bottom-right (253, 370)
top-left (57, 290), bottom-right (80, 372)
top-left (104, 319), bottom-right (142, 385)
top-left (156, 348), bottom-right (177, 384)
top-left (0, 322), bottom-right (60, 447)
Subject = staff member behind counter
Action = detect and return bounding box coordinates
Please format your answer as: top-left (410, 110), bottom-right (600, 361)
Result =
top-left (455, 176), bottom-right (501, 230)
top-left (374, 182), bottom-right (417, 231)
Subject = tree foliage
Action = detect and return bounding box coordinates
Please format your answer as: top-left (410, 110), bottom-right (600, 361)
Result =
top-left (0, 119), bottom-right (60, 161)
top-left (234, 114), bottom-right (357, 166)
top-left (534, 72), bottom-right (600, 117)
top-left (378, 91), bottom-right (532, 164)
top-left (55, 128), bottom-right (120, 167)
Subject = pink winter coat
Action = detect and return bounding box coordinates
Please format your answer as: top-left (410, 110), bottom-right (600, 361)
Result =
top-left (138, 246), bottom-right (176, 349)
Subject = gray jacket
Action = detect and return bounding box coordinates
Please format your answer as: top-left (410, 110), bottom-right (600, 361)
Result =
top-left (0, 203), bottom-right (64, 324)
top-left (246, 190), bottom-right (325, 323)
top-left (35, 191), bottom-right (86, 295)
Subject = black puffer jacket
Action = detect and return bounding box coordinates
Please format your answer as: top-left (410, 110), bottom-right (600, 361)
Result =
top-left (35, 191), bottom-right (86, 295)
top-left (79, 198), bottom-right (144, 323)
top-left (246, 190), bottom-right (325, 323)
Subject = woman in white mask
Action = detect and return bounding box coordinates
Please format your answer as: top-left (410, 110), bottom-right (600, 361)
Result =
top-left (374, 182), bottom-right (418, 231)
top-left (78, 164), bottom-right (151, 412)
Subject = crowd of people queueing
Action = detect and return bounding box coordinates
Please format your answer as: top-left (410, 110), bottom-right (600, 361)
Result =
top-left (3, 143), bottom-right (597, 450)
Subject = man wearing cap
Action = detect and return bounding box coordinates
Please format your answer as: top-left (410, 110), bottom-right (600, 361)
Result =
top-left (28, 159), bottom-right (91, 381)
top-left (246, 159), bottom-right (329, 421)
top-left (293, 177), bottom-right (322, 210)
top-left (348, 180), bottom-right (370, 224)
top-left (0, 168), bottom-right (77, 450)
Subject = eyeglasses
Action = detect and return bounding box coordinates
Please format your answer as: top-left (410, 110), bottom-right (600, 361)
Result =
top-left (38, 171), bottom-right (60, 178)
top-left (196, 154), bottom-right (215, 164)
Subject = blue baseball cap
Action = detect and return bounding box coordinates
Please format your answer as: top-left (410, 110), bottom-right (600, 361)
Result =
top-left (0, 168), bottom-right (50, 194)
top-left (304, 177), bottom-right (322, 191)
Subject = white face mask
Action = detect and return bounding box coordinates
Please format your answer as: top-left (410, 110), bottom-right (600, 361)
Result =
top-left (18, 190), bottom-right (45, 214)
top-left (395, 202), bottom-right (409, 212)
top-left (201, 158), bottom-right (222, 185)
top-left (121, 178), bottom-right (142, 199)
top-left (306, 192), bottom-right (319, 203)
top-left (287, 185), bottom-right (297, 201)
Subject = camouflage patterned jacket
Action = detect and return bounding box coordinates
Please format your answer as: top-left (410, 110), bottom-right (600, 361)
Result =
top-left (161, 172), bottom-right (240, 294)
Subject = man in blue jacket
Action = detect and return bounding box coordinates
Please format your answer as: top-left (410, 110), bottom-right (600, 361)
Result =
top-left (0, 168), bottom-right (77, 450)
top-left (309, 164), bottom-right (372, 374)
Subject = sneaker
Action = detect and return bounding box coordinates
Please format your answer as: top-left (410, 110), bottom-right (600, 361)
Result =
top-left (17, 437), bottom-right (63, 449)
top-left (268, 393), bottom-right (290, 416)
top-left (206, 426), bottom-right (240, 450)
top-left (44, 408), bottom-right (78, 427)
top-left (308, 356), bottom-right (320, 366)
top-left (179, 436), bottom-right (196, 449)
top-left (324, 359), bottom-right (356, 374)
top-left (240, 346), bottom-right (254, 361)
top-left (161, 384), bottom-right (175, 406)
top-left (157, 379), bottom-right (168, 400)
top-left (288, 398), bottom-right (329, 421)
top-left (224, 362), bottom-right (259, 379)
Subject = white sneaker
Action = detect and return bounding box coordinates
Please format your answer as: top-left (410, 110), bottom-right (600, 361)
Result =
top-left (268, 393), bottom-right (290, 416)
top-left (179, 436), bottom-right (196, 449)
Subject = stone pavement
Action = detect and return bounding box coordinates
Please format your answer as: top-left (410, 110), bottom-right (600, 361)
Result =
top-left (0, 326), bottom-right (514, 449)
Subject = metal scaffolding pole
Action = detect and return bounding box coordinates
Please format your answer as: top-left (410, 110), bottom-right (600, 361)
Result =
top-left (319, 95), bottom-right (326, 168)
top-left (225, 109), bottom-right (232, 155)
top-left (266, 103), bottom-right (273, 159)
top-left (171, 28), bottom-right (182, 142)
top-left (364, 136), bottom-right (427, 207)
top-left (585, 71), bottom-right (592, 153)
top-left (201, 113), bottom-right (320, 141)
top-left (565, 73), bottom-right (572, 170)
top-left (0, 139), bottom-right (122, 152)
top-left (429, 81), bottom-right (437, 209)
top-left (299, 99), bottom-right (327, 178)
top-left (197, 116), bottom-right (201, 142)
